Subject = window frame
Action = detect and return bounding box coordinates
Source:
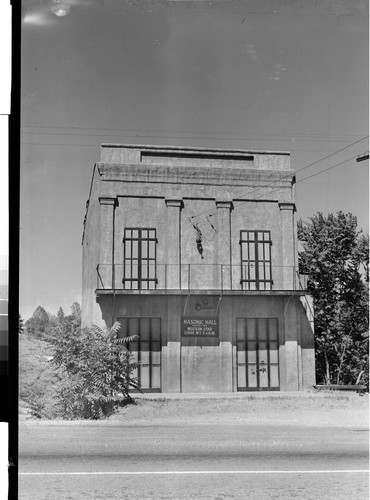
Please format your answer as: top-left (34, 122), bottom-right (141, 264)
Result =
top-left (117, 316), bottom-right (161, 393)
top-left (123, 228), bottom-right (158, 290)
top-left (240, 230), bottom-right (273, 290)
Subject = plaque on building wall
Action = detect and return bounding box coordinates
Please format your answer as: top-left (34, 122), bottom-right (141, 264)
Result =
top-left (181, 316), bottom-right (219, 337)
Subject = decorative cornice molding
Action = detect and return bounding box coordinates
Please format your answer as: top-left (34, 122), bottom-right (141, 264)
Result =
top-left (97, 163), bottom-right (294, 188)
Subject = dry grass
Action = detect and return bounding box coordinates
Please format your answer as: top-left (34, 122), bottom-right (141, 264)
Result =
top-left (109, 393), bottom-right (369, 428)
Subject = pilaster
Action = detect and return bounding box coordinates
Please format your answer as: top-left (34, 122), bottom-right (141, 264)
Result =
top-left (216, 201), bottom-right (234, 290)
top-left (282, 297), bottom-right (299, 391)
top-left (165, 199), bottom-right (183, 289)
top-left (98, 197), bottom-right (118, 289)
top-left (279, 202), bottom-right (296, 289)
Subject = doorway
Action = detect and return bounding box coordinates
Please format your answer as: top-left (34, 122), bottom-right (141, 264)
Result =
top-left (236, 317), bottom-right (279, 391)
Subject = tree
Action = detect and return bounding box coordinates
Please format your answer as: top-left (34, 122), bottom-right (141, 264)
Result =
top-left (25, 306), bottom-right (50, 338)
top-left (57, 307), bottom-right (65, 323)
top-left (50, 321), bottom-right (140, 419)
top-left (298, 212), bottom-right (369, 386)
top-left (70, 302), bottom-right (81, 322)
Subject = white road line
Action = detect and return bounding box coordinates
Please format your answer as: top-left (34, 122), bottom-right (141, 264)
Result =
top-left (19, 470), bottom-right (370, 476)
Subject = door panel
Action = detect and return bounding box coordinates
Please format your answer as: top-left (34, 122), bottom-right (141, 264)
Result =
top-left (238, 365), bottom-right (247, 388)
top-left (247, 365), bottom-right (258, 387)
top-left (151, 365), bottom-right (161, 389)
top-left (270, 365), bottom-right (279, 387)
top-left (247, 342), bottom-right (256, 362)
top-left (141, 366), bottom-right (150, 388)
top-left (237, 318), bottom-right (280, 391)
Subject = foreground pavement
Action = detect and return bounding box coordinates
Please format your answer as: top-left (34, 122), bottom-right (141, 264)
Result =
top-left (19, 415), bottom-right (369, 499)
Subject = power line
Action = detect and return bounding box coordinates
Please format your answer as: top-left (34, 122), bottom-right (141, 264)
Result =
top-left (186, 153), bottom-right (360, 269)
top-left (294, 136), bottom-right (368, 175)
top-left (189, 136), bottom-right (368, 222)
top-left (230, 154), bottom-right (358, 210)
top-left (21, 123), bottom-right (363, 137)
top-left (233, 136), bottom-right (368, 210)
top-left (206, 215), bottom-right (240, 262)
top-left (297, 155), bottom-right (358, 183)
top-left (20, 142), bottom-right (364, 154)
top-left (187, 217), bottom-right (228, 266)
top-left (21, 126), bottom-right (365, 143)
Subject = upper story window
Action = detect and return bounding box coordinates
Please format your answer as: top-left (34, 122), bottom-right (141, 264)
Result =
top-left (123, 228), bottom-right (157, 290)
top-left (240, 230), bottom-right (272, 290)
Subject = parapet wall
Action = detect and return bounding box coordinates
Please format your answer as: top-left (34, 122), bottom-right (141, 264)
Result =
top-left (100, 144), bottom-right (291, 171)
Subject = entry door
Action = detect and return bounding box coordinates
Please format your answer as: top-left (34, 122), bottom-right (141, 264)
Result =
top-left (236, 318), bottom-right (279, 391)
top-left (118, 317), bottom-right (161, 392)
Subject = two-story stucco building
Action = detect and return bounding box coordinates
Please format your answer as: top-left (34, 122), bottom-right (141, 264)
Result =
top-left (82, 144), bottom-right (315, 393)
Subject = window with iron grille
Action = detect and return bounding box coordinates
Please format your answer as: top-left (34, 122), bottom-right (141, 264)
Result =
top-left (123, 228), bottom-right (157, 290)
top-left (240, 230), bottom-right (272, 290)
top-left (117, 317), bottom-right (161, 392)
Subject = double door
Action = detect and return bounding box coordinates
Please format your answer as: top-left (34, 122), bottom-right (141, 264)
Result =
top-left (236, 318), bottom-right (279, 391)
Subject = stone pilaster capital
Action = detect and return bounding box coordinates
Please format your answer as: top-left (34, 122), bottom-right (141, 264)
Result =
top-left (165, 199), bottom-right (184, 209)
top-left (278, 202), bottom-right (296, 212)
top-left (216, 201), bottom-right (234, 211)
top-left (99, 196), bottom-right (118, 207)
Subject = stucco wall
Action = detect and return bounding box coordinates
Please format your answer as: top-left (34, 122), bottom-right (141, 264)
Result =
top-left (96, 293), bottom-right (315, 393)
top-left (82, 144), bottom-right (296, 302)
top-left (81, 144), bottom-right (315, 391)
top-left (81, 166), bottom-right (103, 328)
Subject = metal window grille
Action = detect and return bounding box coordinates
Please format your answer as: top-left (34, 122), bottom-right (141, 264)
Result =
top-left (123, 228), bottom-right (157, 290)
top-left (240, 230), bottom-right (272, 290)
top-left (236, 317), bottom-right (279, 391)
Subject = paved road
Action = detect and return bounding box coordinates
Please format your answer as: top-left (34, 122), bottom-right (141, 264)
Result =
top-left (19, 422), bottom-right (369, 499)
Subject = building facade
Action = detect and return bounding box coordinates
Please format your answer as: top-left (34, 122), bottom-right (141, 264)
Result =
top-left (82, 144), bottom-right (315, 393)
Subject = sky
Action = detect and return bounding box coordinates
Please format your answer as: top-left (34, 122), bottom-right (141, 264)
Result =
top-left (20, 0), bottom-right (369, 320)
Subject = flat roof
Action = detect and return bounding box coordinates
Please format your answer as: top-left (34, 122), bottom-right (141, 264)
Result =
top-left (100, 143), bottom-right (291, 156)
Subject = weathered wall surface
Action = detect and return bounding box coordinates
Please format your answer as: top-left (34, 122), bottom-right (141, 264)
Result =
top-left (96, 293), bottom-right (315, 392)
top-left (84, 144), bottom-right (296, 297)
top-left (81, 166), bottom-right (104, 328)
top-left (82, 144), bottom-right (315, 391)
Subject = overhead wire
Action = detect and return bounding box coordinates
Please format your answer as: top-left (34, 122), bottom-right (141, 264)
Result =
top-left (187, 216), bottom-right (228, 266)
top-left (297, 155), bottom-right (360, 183)
top-left (199, 152), bottom-right (359, 258)
top-left (186, 142), bottom-right (367, 268)
top-left (21, 125), bottom-right (362, 139)
top-left (20, 142), bottom-right (364, 155)
top-left (21, 128), bottom-right (367, 273)
top-left (21, 127), bottom-right (365, 145)
top-left (189, 135), bottom-right (368, 222)
top-left (206, 215), bottom-right (240, 262)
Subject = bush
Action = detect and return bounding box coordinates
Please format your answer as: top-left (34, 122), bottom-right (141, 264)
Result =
top-left (50, 321), bottom-right (140, 419)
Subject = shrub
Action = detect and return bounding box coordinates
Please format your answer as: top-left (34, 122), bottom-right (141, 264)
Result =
top-left (50, 321), bottom-right (140, 419)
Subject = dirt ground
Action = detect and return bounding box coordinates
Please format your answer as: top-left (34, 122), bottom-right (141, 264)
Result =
top-left (106, 393), bottom-right (369, 428)
top-left (19, 392), bottom-right (369, 428)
